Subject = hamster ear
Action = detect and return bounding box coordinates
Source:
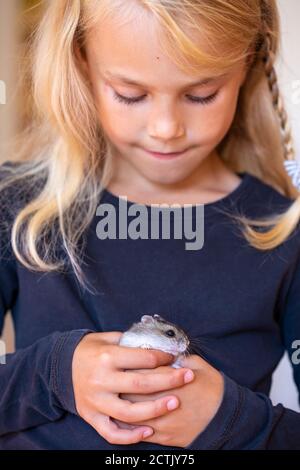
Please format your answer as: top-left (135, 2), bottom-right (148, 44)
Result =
top-left (141, 315), bottom-right (154, 324)
top-left (153, 314), bottom-right (165, 322)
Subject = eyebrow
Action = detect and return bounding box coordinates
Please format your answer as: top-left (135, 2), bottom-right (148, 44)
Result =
top-left (101, 70), bottom-right (227, 89)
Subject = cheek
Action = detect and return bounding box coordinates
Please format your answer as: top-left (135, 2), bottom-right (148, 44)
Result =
top-left (197, 89), bottom-right (240, 143)
top-left (95, 86), bottom-right (138, 142)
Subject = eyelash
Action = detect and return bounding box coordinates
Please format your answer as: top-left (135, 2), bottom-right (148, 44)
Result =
top-left (112, 91), bottom-right (218, 106)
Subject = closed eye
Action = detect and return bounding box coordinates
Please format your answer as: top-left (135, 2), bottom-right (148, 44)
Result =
top-left (112, 91), bottom-right (219, 106)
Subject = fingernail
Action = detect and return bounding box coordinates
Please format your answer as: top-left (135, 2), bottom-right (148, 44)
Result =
top-left (184, 370), bottom-right (194, 383)
top-left (143, 429), bottom-right (153, 438)
top-left (167, 398), bottom-right (178, 410)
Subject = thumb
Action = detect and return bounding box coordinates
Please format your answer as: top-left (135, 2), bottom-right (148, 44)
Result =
top-left (180, 353), bottom-right (206, 369)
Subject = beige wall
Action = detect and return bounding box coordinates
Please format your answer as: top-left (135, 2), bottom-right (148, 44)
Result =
top-left (0, 0), bottom-right (19, 163)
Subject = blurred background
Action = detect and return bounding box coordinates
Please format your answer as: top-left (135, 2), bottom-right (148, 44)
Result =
top-left (0, 0), bottom-right (299, 412)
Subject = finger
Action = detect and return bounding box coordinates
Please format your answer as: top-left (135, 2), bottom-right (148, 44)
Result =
top-left (96, 331), bottom-right (123, 344)
top-left (113, 346), bottom-right (175, 369)
top-left (106, 368), bottom-right (194, 393)
top-left (107, 394), bottom-right (180, 423)
top-left (110, 417), bottom-right (137, 430)
top-left (90, 414), bottom-right (154, 445)
top-left (179, 354), bottom-right (206, 369)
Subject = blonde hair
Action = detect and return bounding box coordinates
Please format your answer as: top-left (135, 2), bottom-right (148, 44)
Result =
top-left (0, 0), bottom-right (299, 292)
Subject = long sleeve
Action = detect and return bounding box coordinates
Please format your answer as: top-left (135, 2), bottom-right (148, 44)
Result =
top-left (186, 372), bottom-right (299, 450)
top-left (0, 164), bottom-right (95, 435)
top-left (0, 326), bottom-right (94, 435)
top-left (186, 246), bottom-right (300, 450)
top-left (0, 251), bottom-right (93, 434)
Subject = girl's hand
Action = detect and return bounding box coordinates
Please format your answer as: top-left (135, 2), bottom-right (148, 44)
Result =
top-left (71, 332), bottom-right (195, 445)
top-left (114, 354), bottom-right (224, 448)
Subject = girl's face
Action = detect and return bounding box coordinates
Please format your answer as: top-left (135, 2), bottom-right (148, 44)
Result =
top-left (83, 10), bottom-right (247, 192)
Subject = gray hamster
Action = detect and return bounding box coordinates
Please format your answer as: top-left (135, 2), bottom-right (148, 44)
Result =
top-left (118, 314), bottom-right (190, 368)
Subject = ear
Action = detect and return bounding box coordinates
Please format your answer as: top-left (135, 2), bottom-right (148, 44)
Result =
top-left (239, 64), bottom-right (248, 88)
top-left (141, 315), bottom-right (155, 324)
top-left (74, 41), bottom-right (90, 78)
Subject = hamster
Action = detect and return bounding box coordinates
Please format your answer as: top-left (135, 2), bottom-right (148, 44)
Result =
top-left (118, 314), bottom-right (190, 368)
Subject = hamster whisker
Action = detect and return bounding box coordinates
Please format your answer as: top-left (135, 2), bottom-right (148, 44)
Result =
top-left (188, 335), bottom-right (213, 344)
top-left (187, 338), bottom-right (216, 357)
top-left (188, 336), bottom-right (214, 347)
top-left (184, 346), bottom-right (209, 362)
top-left (189, 343), bottom-right (214, 355)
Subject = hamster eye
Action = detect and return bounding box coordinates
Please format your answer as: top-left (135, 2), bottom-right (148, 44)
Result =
top-left (165, 329), bottom-right (176, 337)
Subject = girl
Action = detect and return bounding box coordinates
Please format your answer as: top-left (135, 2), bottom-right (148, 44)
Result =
top-left (0, 0), bottom-right (300, 450)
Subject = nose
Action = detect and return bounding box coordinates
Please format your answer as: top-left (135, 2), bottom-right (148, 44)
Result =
top-left (147, 98), bottom-right (185, 140)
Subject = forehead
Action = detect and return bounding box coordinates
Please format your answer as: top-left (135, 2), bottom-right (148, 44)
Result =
top-left (85, 7), bottom-right (233, 88)
top-left (100, 69), bottom-right (229, 90)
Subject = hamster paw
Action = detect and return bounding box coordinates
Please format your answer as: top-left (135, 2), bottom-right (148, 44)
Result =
top-left (171, 357), bottom-right (183, 368)
top-left (171, 363), bottom-right (182, 369)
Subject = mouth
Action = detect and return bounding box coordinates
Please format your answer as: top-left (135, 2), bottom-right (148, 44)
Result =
top-left (143, 148), bottom-right (189, 159)
top-left (163, 346), bottom-right (187, 355)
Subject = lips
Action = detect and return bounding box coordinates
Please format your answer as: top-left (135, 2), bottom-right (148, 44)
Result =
top-left (144, 148), bottom-right (187, 159)
top-left (148, 149), bottom-right (185, 154)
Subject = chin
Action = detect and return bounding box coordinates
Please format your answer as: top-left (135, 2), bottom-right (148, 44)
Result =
top-left (143, 173), bottom-right (193, 187)
top-left (136, 165), bottom-right (192, 183)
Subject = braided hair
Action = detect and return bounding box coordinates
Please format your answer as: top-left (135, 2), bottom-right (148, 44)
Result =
top-left (262, 34), bottom-right (295, 162)
top-left (259, 1), bottom-right (299, 188)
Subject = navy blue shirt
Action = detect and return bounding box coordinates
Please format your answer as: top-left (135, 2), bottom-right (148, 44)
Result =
top-left (1, 160), bottom-right (300, 450)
